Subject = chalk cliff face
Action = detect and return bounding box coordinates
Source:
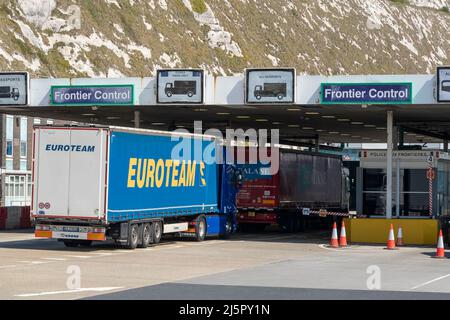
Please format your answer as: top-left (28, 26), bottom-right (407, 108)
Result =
top-left (0, 0), bottom-right (449, 78)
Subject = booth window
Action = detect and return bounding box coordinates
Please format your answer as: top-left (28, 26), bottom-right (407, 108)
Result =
top-left (362, 168), bottom-right (430, 217)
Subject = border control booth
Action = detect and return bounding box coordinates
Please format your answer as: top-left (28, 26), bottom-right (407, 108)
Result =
top-left (349, 150), bottom-right (450, 245)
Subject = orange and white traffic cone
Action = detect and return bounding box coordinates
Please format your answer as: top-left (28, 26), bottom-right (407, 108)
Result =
top-left (330, 222), bottom-right (339, 248)
top-left (396, 225), bottom-right (404, 246)
top-left (386, 223), bottom-right (397, 250)
top-left (434, 229), bottom-right (445, 259)
top-left (339, 221), bottom-right (347, 247)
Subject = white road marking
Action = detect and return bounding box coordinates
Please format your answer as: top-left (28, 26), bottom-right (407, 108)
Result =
top-left (149, 245), bottom-right (183, 251)
top-left (90, 252), bottom-right (114, 256)
top-left (42, 257), bottom-right (67, 261)
top-left (0, 265), bottom-right (17, 269)
top-left (410, 274), bottom-right (450, 290)
top-left (64, 255), bottom-right (92, 259)
top-left (15, 287), bottom-right (124, 297)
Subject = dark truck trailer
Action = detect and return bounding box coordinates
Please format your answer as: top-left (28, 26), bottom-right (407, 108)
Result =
top-left (165, 81), bottom-right (197, 97)
top-left (254, 83), bottom-right (286, 100)
top-left (236, 148), bottom-right (350, 232)
top-left (0, 86), bottom-right (19, 100)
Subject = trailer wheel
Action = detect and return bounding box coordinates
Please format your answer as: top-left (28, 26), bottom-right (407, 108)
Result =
top-left (195, 216), bottom-right (206, 242)
top-left (187, 91), bottom-right (194, 97)
top-left (277, 93), bottom-right (284, 100)
top-left (153, 221), bottom-right (162, 244)
top-left (166, 91), bottom-right (172, 97)
top-left (138, 223), bottom-right (151, 248)
top-left (255, 95), bottom-right (262, 100)
top-left (126, 224), bottom-right (139, 249)
top-left (220, 216), bottom-right (233, 239)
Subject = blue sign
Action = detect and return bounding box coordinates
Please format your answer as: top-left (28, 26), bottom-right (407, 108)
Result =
top-left (320, 83), bottom-right (412, 104)
top-left (51, 85), bottom-right (134, 105)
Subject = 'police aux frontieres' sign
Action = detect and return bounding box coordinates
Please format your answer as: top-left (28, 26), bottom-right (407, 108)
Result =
top-left (51, 85), bottom-right (134, 106)
top-left (320, 83), bottom-right (412, 104)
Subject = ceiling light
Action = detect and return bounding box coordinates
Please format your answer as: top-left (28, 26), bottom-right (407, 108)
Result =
top-left (340, 133), bottom-right (350, 136)
top-left (364, 124), bottom-right (376, 127)
top-left (337, 119), bottom-right (351, 122)
top-left (236, 115), bottom-right (250, 119)
top-left (272, 122), bottom-right (282, 125)
top-left (255, 119), bottom-right (268, 122)
top-left (288, 124), bottom-right (300, 128)
top-left (194, 108), bottom-right (208, 112)
top-left (322, 115), bottom-right (335, 119)
top-left (301, 126), bottom-right (313, 129)
top-left (351, 122), bottom-right (364, 125)
top-left (82, 113), bottom-right (96, 116)
top-left (216, 112), bottom-right (230, 115)
top-left (316, 129), bottom-right (325, 132)
top-left (305, 112), bottom-right (319, 115)
top-left (151, 122), bottom-right (165, 126)
top-left (329, 131), bottom-right (339, 134)
top-left (287, 108), bottom-right (301, 111)
top-left (376, 127), bottom-right (387, 130)
top-left (107, 116), bottom-right (121, 120)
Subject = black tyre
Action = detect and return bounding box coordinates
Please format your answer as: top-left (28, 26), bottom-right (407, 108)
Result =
top-left (63, 240), bottom-right (79, 248)
top-left (153, 221), bottom-right (163, 244)
top-left (281, 216), bottom-right (295, 233)
top-left (166, 91), bottom-right (172, 97)
top-left (138, 223), bottom-right (151, 248)
top-left (220, 217), bottom-right (233, 239)
top-left (277, 93), bottom-right (284, 100)
top-left (187, 91), bottom-right (194, 97)
top-left (255, 95), bottom-right (261, 100)
top-left (195, 215), bottom-right (207, 242)
top-left (126, 224), bottom-right (139, 249)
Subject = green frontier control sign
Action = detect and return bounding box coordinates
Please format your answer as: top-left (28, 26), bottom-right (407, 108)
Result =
top-left (51, 85), bottom-right (134, 106)
top-left (320, 83), bottom-right (413, 104)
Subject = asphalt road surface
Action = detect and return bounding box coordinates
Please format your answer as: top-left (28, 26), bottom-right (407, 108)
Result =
top-left (0, 229), bottom-right (449, 300)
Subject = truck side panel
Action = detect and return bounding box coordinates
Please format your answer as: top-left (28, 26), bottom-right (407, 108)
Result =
top-left (106, 131), bottom-right (219, 222)
top-left (279, 152), bottom-right (342, 207)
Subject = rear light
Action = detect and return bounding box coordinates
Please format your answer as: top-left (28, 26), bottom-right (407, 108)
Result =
top-left (92, 227), bottom-right (105, 233)
top-left (36, 224), bottom-right (50, 231)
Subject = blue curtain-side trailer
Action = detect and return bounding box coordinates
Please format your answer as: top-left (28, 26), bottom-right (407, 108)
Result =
top-left (32, 126), bottom-right (240, 249)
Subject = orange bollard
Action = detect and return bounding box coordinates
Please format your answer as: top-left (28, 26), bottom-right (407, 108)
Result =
top-left (339, 221), bottom-right (347, 247)
top-left (330, 222), bottom-right (339, 248)
top-left (434, 229), bottom-right (445, 259)
top-left (385, 223), bottom-right (397, 250)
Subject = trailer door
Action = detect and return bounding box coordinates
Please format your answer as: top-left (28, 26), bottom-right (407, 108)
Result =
top-left (67, 129), bottom-right (107, 218)
top-left (34, 128), bottom-right (71, 217)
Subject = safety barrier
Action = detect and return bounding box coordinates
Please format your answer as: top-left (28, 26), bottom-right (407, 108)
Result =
top-left (0, 206), bottom-right (32, 230)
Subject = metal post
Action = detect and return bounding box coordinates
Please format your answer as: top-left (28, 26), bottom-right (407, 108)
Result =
top-left (386, 111), bottom-right (393, 219)
top-left (444, 139), bottom-right (448, 152)
top-left (396, 159), bottom-right (400, 218)
top-left (134, 110), bottom-right (140, 129)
